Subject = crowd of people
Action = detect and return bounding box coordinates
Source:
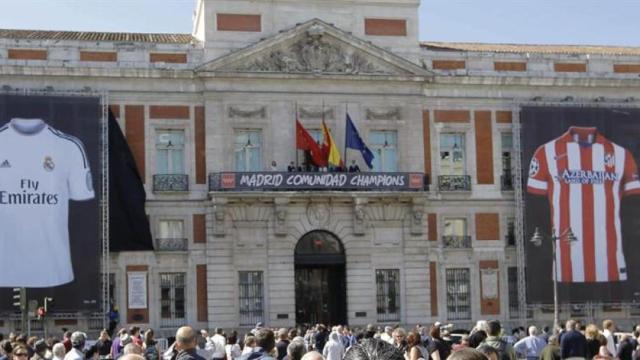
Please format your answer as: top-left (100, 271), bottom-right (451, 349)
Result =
top-left (0, 319), bottom-right (639, 360)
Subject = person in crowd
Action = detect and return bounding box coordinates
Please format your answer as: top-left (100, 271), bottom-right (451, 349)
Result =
top-left (211, 329), bottom-right (227, 360)
top-left (143, 329), bottom-right (159, 360)
top-left (50, 344), bottom-right (64, 360)
top-left (284, 340), bottom-right (305, 360)
top-left (617, 334), bottom-right (635, 360)
top-left (0, 340), bottom-right (13, 360)
top-left (585, 324), bottom-right (602, 359)
top-left (348, 161), bottom-right (360, 173)
top-left (64, 332), bottom-right (86, 360)
top-left (477, 320), bottom-right (514, 360)
top-left (404, 331), bottom-right (428, 360)
top-left (239, 328), bottom-right (275, 360)
top-left (595, 344), bottom-right (614, 360)
top-left (123, 344), bottom-right (143, 357)
top-left (129, 327), bottom-right (143, 348)
top-left (29, 340), bottom-right (48, 360)
top-left (380, 327), bottom-right (393, 345)
top-left (392, 328), bottom-right (407, 354)
top-left (112, 329), bottom-right (128, 359)
top-left (121, 355), bottom-right (145, 360)
top-left (476, 345), bottom-right (499, 360)
top-left (512, 325), bottom-right (546, 360)
top-left (540, 327), bottom-right (551, 343)
top-left (538, 335), bottom-right (560, 360)
top-left (343, 339), bottom-right (403, 360)
top-left (321, 332), bottom-right (343, 360)
top-left (26, 338), bottom-right (37, 358)
top-left (447, 348), bottom-right (488, 360)
top-left (467, 323), bottom-right (487, 350)
top-left (451, 336), bottom-right (469, 352)
top-left (314, 326), bottom-right (328, 354)
top-left (270, 161), bottom-right (278, 172)
top-left (93, 329), bottom-right (113, 358)
top-left (12, 346), bottom-right (29, 360)
top-left (61, 332), bottom-right (72, 354)
top-left (560, 319), bottom-right (587, 359)
top-left (226, 331), bottom-right (242, 360)
top-left (287, 162), bottom-right (296, 172)
top-left (602, 319), bottom-right (617, 357)
top-left (300, 352), bottom-right (323, 360)
top-left (276, 329), bottom-right (290, 360)
top-left (174, 327), bottom-right (206, 360)
top-left (242, 335), bottom-right (257, 356)
top-left (428, 325), bottom-right (451, 360)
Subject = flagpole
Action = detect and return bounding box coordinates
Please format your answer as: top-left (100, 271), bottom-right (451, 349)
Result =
top-left (322, 100), bottom-right (326, 172)
top-left (344, 103), bottom-right (349, 171)
top-left (295, 102), bottom-right (298, 171)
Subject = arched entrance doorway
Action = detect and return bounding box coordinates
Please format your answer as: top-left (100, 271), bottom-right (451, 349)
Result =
top-left (295, 230), bottom-right (347, 326)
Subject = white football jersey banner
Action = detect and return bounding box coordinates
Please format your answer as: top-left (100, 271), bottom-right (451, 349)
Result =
top-left (0, 118), bottom-right (94, 287)
top-left (527, 126), bottom-right (640, 283)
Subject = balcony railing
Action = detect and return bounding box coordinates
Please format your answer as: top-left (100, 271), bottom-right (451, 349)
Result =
top-left (153, 174), bottom-right (189, 192)
top-left (501, 174), bottom-right (514, 191)
top-left (208, 171), bottom-right (426, 192)
top-left (156, 238), bottom-right (188, 251)
top-left (438, 175), bottom-right (471, 191)
top-left (442, 235), bottom-right (472, 248)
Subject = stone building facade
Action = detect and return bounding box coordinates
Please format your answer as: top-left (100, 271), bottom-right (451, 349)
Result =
top-left (1, 0), bottom-right (640, 335)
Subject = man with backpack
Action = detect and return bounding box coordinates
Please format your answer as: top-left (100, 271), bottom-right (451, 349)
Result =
top-left (476, 320), bottom-right (515, 360)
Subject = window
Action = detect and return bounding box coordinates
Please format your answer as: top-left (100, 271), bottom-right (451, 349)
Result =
top-left (442, 218), bottom-right (470, 248)
top-left (501, 133), bottom-right (513, 175)
top-left (376, 269), bottom-right (400, 322)
top-left (445, 268), bottom-right (471, 320)
top-left (370, 131), bottom-right (398, 172)
top-left (234, 130), bottom-right (262, 171)
top-left (506, 217), bottom-right (515, 246)
top-left (158, 220), bottom-right (184, 239)
top-left (439, 133), bottom-right (465, 175)
top-left (239, 271), bottom-right (264, 326)
top-left (156, 130), bottom-right (185, 174)
top-left (160, 273), bottom-right (186, 328)
top-left (508, 267), bottom-right (518, 318)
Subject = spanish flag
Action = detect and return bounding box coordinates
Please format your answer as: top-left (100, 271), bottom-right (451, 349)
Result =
top-left (322, 120), bottom-right (343, 167)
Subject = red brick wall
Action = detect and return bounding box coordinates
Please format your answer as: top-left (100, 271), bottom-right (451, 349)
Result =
top-left (423, 111), bottom-right (432, 179)
top-left (193, 214), bottom-right (206, 244)
top-left (434, 110), bottom-right (470, 123)
top-left (476, 213), bottom-right (500, 240)
top-left (195, 106), bottom-right (206, 184)
top-left (496, 111), bottom-right (513, 124)
top-left (428, 213), bottom-right (438, 241)
top-left (217, 14), bottom-right (261, 32)
top-left (125, 105), bottom-right (145, 182)
top-left (8, 49), bottom-right (47, 60)
top-left (432, 60), bottom-right (466, 70)
top-left (80, 51), bottom-right (117, 62)
top-left (150, 53), bottom-right (187, 64)
top-left (364, 18), bottom-right (407, 36)
top-left (430, 262), bottom-right (438, 316)
top-left (614, 64), bottom-right (640, 73)
top-left (494, 61), bottom-right (527, 72)
top-left (554, 62), bottom-right (587, 72)
top-left (196, 264), bottom-right (208, 322)
top-left (149, 105), bottom-right (190, 119)
top-left (475, 111), bottom-right (494, 184)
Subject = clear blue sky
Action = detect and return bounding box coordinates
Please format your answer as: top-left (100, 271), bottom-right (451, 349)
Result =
top-left (0, 0), bottom-right (638, 46)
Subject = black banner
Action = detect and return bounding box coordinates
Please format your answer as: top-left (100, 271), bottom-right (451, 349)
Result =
top-left (209, 172), bottom-right (426, 191)
top-left (0, 94), bottom-right (101, 311)
top-left (521, 106), bottom-right (640, 303)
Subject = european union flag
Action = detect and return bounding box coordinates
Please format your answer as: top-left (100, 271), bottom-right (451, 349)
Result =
top-left (345, 114), bottom-right (375, 168)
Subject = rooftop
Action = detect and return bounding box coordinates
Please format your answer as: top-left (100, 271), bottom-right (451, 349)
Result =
top-left (421, 41), bottom-right (640, 56)
top-left (0, 28), bottom-right (193, 44)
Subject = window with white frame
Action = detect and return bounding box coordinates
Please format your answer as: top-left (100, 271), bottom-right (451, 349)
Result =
top-left (239, 271), bottom-right (264, 326)
top-left (370, 130), bottom-right (398, 172)
top-left (160, 273), bottom-right (186, 327)
top-left (376, 269), bottom-right (400, 322)
top-left (156, 130), bottom-right (185, 174)
top-left (443, 218), bottom-right (469, 248)
top-left (439, 133), bottom-right (466, 175)
top-left (234, 130), bottom-right (262, 171)
top-left (501, 132), bottom-right (513, 175)
top-left (158, 220), bottom-right (184, 239)
top-left (446, 268), bottom-right (471, 320)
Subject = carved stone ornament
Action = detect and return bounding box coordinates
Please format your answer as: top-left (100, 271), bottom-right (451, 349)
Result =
top-left (299, 106), bottom-right (335, 120)
top-left (228, 105), bottom-right (266, 119)
top-left (366, 107), bottom-right (401, 120)
top-left (233, 24), bottom-right (396, 75)
top-left (307, 203), bottom-right (331, 227)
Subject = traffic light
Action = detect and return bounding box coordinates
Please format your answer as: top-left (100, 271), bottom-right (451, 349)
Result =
top-left (12, 288), bottom-right (25, 309)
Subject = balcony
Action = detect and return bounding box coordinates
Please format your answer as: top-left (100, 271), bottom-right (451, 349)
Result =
top-left (208, 171), bottom-right (426, 192)
top-left (153, 174), bottom-right (189, 193)
top-left (156, 238), bottom-right (188, 251)
top-left (501, 174), bottom-right (515, 191)
top-left (442, 235), bottom-right (472, 248)
top-left (438, 175), bottom-right (471, 191)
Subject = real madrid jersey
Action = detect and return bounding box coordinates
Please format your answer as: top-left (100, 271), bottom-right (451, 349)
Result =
top-left (527, 126), bottom-right (640, 283)
top-left (0, 118), bottom-right (94, 287)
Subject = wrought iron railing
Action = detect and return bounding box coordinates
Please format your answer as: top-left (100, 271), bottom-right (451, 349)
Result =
top-left (376, 269), bottom-right (401, 322)
top-left (153, 174), bottom-right (189, 192)
top-left (438, 175), bottom-right (471, 191)
top-left (442, 235), bottom-right (472, 248)
top-left (156, 238), bottom-right (188, 251)
top-left (501, 174), bottom-right (514, 191)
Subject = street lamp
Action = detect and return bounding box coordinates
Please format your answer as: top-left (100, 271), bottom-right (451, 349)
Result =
top-left (530, 226), bottom-right (578, 334)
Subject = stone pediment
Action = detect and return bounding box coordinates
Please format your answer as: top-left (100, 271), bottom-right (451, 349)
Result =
top-left (197, 19), bottom-right (432, 78)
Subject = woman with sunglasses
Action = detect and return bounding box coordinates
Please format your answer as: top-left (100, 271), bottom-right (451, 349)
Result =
top-left (12, 346), bottom-right (29, 360)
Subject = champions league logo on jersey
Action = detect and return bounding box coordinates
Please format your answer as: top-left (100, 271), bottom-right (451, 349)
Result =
top-left (559, 169), bottom-right (620, 184)
top-left (605, 153), bottom-right (615, 168)
top-left (43, 156), bottom-right (55, 172)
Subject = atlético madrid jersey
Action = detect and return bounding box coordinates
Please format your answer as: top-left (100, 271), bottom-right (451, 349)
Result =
top-left (0, 118), bottom-right (94, 287)
top-left (527, 126), bottom-right (640, 283)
